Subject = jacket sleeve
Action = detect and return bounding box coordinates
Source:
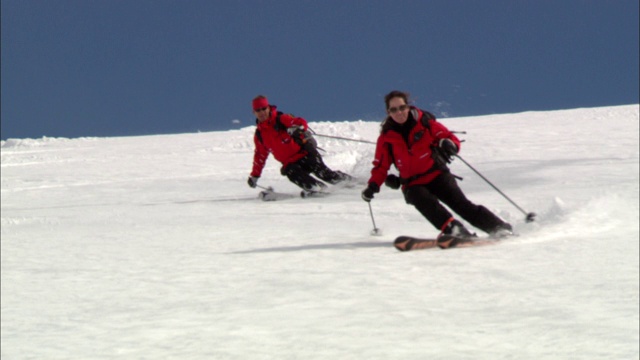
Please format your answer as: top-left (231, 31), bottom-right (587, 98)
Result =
top-left (279, 114), bottom-right (308, 131)
top-left (368, 136), bottom-right (393, 188)
top-left (250, 132), bottom-right (270, 177)
top-left (429, 119), bottom-right (461, 151)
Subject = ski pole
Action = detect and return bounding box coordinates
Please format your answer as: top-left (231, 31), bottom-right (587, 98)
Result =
top-left (313, 133), bottom-right (376, 145)
top-left (314, 130), bottom-right (465, 144)
top-left (455, 154), bottom-right (536, 223)
top-left (368, 202), bottom-right (382, 236)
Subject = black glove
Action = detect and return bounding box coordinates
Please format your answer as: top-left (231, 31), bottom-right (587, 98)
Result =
top-left (287, 125), bottom-right (304, 136)
top-left (385, 174), bottom-right (401, 189)
top-left (361, 183), bottom-right (380, 202)
top-left (247, 176), bottom-right (259, 188)
top-left (439, 138), bottom-right (458, 157)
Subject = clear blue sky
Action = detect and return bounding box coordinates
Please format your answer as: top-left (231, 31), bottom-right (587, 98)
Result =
top-left (2, 0), bottom-right (638, 140)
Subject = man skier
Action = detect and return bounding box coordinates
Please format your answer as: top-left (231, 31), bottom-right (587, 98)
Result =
top-left (247, 95), bottom-right (350, 196)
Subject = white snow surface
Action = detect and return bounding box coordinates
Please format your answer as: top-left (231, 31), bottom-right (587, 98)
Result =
top-left (2, 105), bottom-right (639, 360)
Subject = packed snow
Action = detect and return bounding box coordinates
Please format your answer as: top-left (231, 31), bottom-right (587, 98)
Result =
top-left (2, 105), bottom-right (639, 359)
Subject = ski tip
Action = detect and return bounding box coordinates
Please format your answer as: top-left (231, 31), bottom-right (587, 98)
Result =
top-left (259, 191), bottom-right (276, 201)
top-left (393, 236), bottom-right (415, 251)
top-left (259, 190), bottom-right (299, 201)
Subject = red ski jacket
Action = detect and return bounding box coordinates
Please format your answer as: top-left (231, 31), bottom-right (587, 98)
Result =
top-left (250, 105), bottom-right (309, 177)
top-left (367, 107), bottom-right (461, 190)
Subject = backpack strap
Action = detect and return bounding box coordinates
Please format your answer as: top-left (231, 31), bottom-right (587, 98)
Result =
top-left (255, 128), bottom-right (263, 144)
top-left (274, 112), bottom-right (287, 131)
top-left (419, 110), bottom-right (436, 131)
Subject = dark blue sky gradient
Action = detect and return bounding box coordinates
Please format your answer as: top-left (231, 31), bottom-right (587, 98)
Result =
top-left (2, 0), bottom-right (638, 139)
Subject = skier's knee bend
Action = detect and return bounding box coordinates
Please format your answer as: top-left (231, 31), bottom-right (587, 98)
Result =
top-left (281, 162), bottom-right (302, 176)
top-left (403, 185), bottom-right (436, 206)
top-left (282, 162), bottom-right (325, 191)
top-left (403, 186), bottom-right (419, 205)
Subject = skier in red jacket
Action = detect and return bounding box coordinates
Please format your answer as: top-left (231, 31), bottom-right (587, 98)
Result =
top-left (361, 90), bottom-right (512, 238)
top-left (247, 95), bottom-right (350, 195)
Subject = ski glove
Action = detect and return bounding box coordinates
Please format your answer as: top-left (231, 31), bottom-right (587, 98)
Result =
top-left (385, 174), bottom-right (401, 190)
top-left (287, 125), bottom-right (304, 136)
top-left (247, 176), bottom-right (259, 188)
top-left (361, 183), bottom-right (380, 202)
top-left (439, 138), bottom-right (458, 157)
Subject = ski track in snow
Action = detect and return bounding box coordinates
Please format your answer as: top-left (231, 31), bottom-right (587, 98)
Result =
top-left (1, 105), bottom-right (639, 360)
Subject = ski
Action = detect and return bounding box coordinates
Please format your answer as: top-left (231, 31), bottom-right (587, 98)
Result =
top-left (300, 190), bottom-right (330, 198)
top-left (393, 234), bottom-right (501, 252)
top-left (258, 181), bottom-right (360, 201)
top-left (258, 189), bottom-right (329, 201)
top-left (258, 190), bottom-right (296, 201)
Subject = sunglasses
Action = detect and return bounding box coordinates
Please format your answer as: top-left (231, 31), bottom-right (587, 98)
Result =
top-left (388, 104), bottom-right (409, 114)
top-left (254, 107), bottom-right (269, 112)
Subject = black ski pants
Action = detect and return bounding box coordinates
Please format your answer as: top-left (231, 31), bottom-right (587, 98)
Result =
top-left (282, 152), bottom-right (345, 191)
top-left (403, 171), bottom-right (506, 234)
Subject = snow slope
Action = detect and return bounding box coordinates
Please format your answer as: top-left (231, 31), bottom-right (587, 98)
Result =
top-left (2, 105), bottom-right (639, 359)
